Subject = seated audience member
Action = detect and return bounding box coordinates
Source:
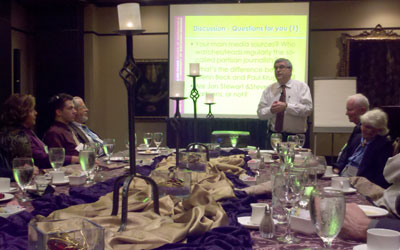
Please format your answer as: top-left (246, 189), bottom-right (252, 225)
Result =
top-left (341, 202), bottom-right (400, 241)
top-left (0, 94), bottom-right (78, 177)
top-left (375, 152), bottom-right (400, 216)
top-left (334, 94), bottom-right (369, 173)
top-left (338, 108), bottom-right (392, 188)
top-left (70, 96), bottom-right (103, 144)
top-left (44, 93), bottom-right (85, 157)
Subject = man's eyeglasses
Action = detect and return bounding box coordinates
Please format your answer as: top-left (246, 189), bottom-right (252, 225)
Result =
top-left (274, 65), bottom-right (290, 70)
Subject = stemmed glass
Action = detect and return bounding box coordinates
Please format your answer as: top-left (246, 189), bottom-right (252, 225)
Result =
top-left (102, 138), bottom-right (115, 164)
top-left (12, 157), bottom-right (34, 202)
top-left (84, 142), bottom-right (102, 181)
top-left (80, 149), bottom-right (96, 184)
top-left (48, 147), bottom-right (65, 171)
top-left (296, 134), bottom-right (306, 148)
top-left (270, 133), bottom-right (282, 151)
top-left (143, 133), bottom-right (153, 149)
top-left (287, 135), bottom-right (299, 149)
top-left (274, 170), bottom-right (303, 243)
top-left (310, 189), bottom-right (346, 248)
top-left (153, 132), bottom-right (163, 152)
top-left (230, 135), bottom-right (239, 148)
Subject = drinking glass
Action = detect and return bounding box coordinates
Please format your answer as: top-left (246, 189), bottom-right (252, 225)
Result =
top-left (80, 149), bottom-right (96, 184)
top-left (102, 138), bottom-right (115, 164)
top-left (34, 175), bottom-right (50, 195)
top-left (153, 132), bottom-right (163, 152)
top-left (275, 170), bottom-right (303, 243)
top-left (316, 155), bottom-right (328, 178)
top-left (270, 133), bottom-right (282, 151)
top-left (271, 166), bottom-right (287, 224)
top-left (278, 143), bottom-right (295, 166)
top-left (143, 133), bottom-right (153, 148)
top-left (230, 134), bottom-right (239, 148)
top-left (12, 157), bottom-right (34, 202)
top-left (310, 189), bottom-right (346, 248)
top-left (287, 135), bottom-right (299, 149)
top-left (48, 147), bottom-right (65, 171)
top-left (297, 134), bottom-right (306, 148)
top-left (84, 142), bottom-right (103, 182)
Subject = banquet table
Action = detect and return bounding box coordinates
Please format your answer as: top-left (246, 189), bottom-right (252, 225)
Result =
top-left (0, 149), bottom-right (380, 249)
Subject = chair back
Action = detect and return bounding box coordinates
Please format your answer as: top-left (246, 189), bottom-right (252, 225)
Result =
top-left (393, 137), bottom-right (400, 156)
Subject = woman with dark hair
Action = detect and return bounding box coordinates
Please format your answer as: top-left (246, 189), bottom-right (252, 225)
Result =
top-left (0, 94), bottom-right (78, 178)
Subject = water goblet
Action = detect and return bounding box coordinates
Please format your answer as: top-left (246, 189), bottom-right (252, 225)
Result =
top-left (102, 138), bottom-right (115, 164)
top-left (310, 188), bottom-right (346, 249)
top-left (287, 135), bottom-right (299, 149)
top-left (143, 133), bottom-right (153, 149)
top-left (12, 157), bottom-right (34, 202)
top-left (153, 132), bottom-right (163, 152)
top-left (80, 149), bottom-right (96, 184)
top-left (297, 134), bottom-right (306, 148)
top-left (275, 170), bottom-right (303, 243)
top-left (230, 134), bottom-right (239, 148)
top-left (34, 175), bottom-right (50, 195)
top-left (270, 133), bottom-right (282, 151)
top-left (48, 147), bottom-right (65, 171)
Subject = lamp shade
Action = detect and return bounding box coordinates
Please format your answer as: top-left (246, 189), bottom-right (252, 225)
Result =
top-left (117, 3), bottom-right (142, 30)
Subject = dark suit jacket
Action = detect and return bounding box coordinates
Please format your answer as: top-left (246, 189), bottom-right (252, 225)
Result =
top-left (334, 124), bottom-right (362, 171)
top-left (356, 135), bottom-right (392, 189)
top-left (375, 218), bottom-right (400, 231)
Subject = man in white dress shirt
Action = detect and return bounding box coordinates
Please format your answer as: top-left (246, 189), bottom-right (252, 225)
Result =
top-left (257, 58), bottom-right (313, 148)
top-left (70, 96), bottom-right (103, 145)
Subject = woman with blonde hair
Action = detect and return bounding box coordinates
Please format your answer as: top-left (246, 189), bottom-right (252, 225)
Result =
top-left (340, 108), bottom-right (392, 188)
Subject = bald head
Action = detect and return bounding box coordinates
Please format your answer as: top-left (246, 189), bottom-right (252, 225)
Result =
top-left (346, 94), bottom-right (369, 125)
top-left (72, 96), bottom-right (89, 124)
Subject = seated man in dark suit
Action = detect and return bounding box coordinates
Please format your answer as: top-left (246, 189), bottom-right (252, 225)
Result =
top-left (44, 93), bottom-right (85, 158)
top-left (334, 94), bottom-right (369, 173)
top-left (70, 96), bottom-right (103, 145)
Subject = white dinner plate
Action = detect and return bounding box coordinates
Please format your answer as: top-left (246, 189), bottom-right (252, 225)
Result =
top-left (353, 244), bottom-right (367, 250)
top-left (110, 156), bottom-right (129, 162)
top-left (237, 216), bottom-right (259, 229)
top-left (0, 193), bottom-right (14, 202)
top-left (137, 147), bottom-right (157, 151)
top-left (52, 177), bottom-right (69, 185)
top-left (358, 205), bottom-right (389, 217)
top-left (0, 187), bottom-right (18, 193)
top-left (324, 186), bottom-right (357, 194)
top-left (322, 173), bottom-right (339, 179)
top-left (138, 151), bottom-right (159, 155)
top-left (0, 205), bottom-right (25, 218)
top-left (260, 150), bottom-right (275, 154)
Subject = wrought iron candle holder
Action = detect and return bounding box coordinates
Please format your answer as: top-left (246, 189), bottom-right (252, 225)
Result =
top-left (205, 102), bottom-right (215, 119)
top-left (111, 29), bottom-right (160, 232)
top-left (188, 75), bottom-right (201, 142)
top-left (169, 97), bottom-right (186, 167)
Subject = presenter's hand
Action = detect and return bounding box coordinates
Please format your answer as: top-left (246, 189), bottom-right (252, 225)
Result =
top-left (270, 101), bottom-right (287, 113)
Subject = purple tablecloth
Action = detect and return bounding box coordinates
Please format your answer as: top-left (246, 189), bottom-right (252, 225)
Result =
top-left (0, 151), bottom-right (368, 249)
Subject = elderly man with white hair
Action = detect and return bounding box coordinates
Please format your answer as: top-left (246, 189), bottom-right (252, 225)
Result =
top-left (339, 108), bottom-right (392, 188)
top-left (334, 94), bottom-right (369, 174)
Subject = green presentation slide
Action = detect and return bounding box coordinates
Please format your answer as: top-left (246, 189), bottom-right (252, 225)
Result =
top-left (174, 15), bottom-right (308, 117)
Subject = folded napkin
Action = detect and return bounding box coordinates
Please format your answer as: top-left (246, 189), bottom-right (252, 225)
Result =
top-left (350, 176), bottom-right (384, 201)
top-left (237, 181), bottom-right (272, 196)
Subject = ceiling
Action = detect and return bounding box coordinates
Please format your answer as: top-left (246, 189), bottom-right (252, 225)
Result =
top-left (17, 0), bottom-right (305, 7)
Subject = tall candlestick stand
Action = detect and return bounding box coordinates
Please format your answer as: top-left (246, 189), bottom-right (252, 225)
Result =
top-left (111, 30), bottom-right (159, 232)
top-left (170, 97), bottom-right (186, 167)
top-left (188, 75), bottom-right (200, 142)
top-left (205, 103), bottom-right (215, 119)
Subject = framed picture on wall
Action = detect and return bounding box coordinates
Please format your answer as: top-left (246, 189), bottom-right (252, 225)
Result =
top-left (135, 59), bottom-right (169, 117)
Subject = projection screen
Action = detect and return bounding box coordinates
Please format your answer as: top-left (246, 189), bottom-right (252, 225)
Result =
top-left (169, 2), bottom-right (309, 118)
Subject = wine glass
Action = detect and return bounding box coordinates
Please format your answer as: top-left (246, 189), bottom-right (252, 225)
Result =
top-left (316, 155), bottom-right (327, 178)
top-left (143, 133), bottom-right (153, 149)
top-left (84, 142), bottom-right (102, 181)
top-left (230, 134), bottom-right (239, 148)
top-left (102, 138), bottom-right (115, 164)
top-left (287, 135), bottom-right (299, 149)
top-left (80, 149), bottom-right (96, 184)
top-left (297, 134), bottom-right (306, 148)
top-left (275, 170), bottom-right (303, 243)
top-left (48, 147), bottom-right (65, 171)
top-left (12, 157), bottom-right (34, 202)
top-left (310, 188), bottom-right (346, 248)
top-left (270, 133), bottom-right (282, 151)
top-left (153, 132), bottom-right (163, 152)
